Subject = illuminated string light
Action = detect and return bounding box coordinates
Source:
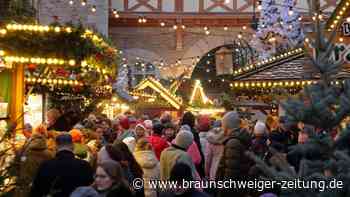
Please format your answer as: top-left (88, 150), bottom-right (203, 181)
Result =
top-left (91, 5), bottom-right (96, 12)
top-left (233, 48), bottom-right (304, 77)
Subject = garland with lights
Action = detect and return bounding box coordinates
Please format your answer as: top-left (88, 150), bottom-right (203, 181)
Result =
top-left (0, 23), bottom-right (119, 96)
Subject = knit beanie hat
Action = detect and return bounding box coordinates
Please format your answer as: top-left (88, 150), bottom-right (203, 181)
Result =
top-left (119, 117), bottom-right (130, 130)
top-left (70, 186), bottom-right (99, 197)
top-left (70, 129), bottom-right (84, 143)
top-left (143, 120), bottom-right (153, 130)
top-left (180, 125), bottom-right (191, 132)
top-left (174, 129), bottom-right (194, 150)
top-left (254, 121), bottom-right (267, 135)
top-left (197, 115), bottom-right (211, 132)
top-left (222, 111), bottom-right (240, 131)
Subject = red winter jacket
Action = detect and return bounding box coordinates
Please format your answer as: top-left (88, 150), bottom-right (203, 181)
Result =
top-left (148, 135), bottom-right (169, 160)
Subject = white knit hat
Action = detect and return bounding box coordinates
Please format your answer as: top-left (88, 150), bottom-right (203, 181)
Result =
top-left (254, 121), bottom-right (267, 135)
top-left (174, 129), bottom-right (194, 150)
top-left (143, 120), bottom-right (153, 129)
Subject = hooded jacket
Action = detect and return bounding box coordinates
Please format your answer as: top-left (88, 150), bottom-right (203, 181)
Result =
top-left (160, 145), bottom-right (198, 181)
top-left (216, 129), bottom-right (253, 197)
top-left (148, 134), bottom-right (169, 160)
top-left (205, 128), bottom-right (224, 180)
top-left (134, 150), bottom-right (160, 197)
top-left (16, 135), bottom-right (53, 197)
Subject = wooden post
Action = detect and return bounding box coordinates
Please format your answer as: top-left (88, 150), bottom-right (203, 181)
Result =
top-left (176, 26), bottom-right (184, 51)
top-left (9, 63), bottom-right (24, 131)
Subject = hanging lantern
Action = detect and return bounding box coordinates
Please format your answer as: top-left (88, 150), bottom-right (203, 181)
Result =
top-left (215, 47), bottom-right (233, 75)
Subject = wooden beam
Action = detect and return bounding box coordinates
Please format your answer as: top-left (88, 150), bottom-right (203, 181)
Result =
top-left (176, 27), bottom-right (183, 51)
top-left (124, 0), bottom-right (128, 11)
top-left (175, 0), bottom-right (183, 12)
top-left (199, 0), bottom-right (204, 12)
top-left (10, 64), bottom-right (24, 131)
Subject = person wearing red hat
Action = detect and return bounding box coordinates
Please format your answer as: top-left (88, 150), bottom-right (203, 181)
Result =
top-left (117, 116), bottom-right (135, 141)
top-left (197, 115), bottom-right (212, 158)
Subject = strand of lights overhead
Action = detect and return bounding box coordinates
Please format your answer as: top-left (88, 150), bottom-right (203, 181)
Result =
top-left (229, 80), bottom-right (344, 89)
top-left (0, 52), bottom-right (76, 66)
top-left (2, 24), bottom-right (72, 33)
top-left (232, 48), bottom-right (304, 76)
top-left (1, 24), bottom-right (109, 48)
top-left (25, 77), bottom-right (83, 86)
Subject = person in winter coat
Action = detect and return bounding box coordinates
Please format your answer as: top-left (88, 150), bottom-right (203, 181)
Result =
top-left (216, 111), bottom-right (253, 197)
top-left (70, 129), bottom-right (90, 160)
top-left (118, 116), bottom-right (135, 140)
top-left (94, 160), bottom-right (134, 197)
top-left (148, 123), bottom-right (169, 160)
top-left (163, 122), bottom-right (177, 144)
top-left (205, 127), bottom-right (224, 180)
top-left (160, 129), bottom-right (199, 180)
top-left (160, 163), bottom-right (209, 197)
top-left (30, 134), bottom-right (94, 197)
top-left (15, 134), bottom-right (53, 196)
top-left (180, 112), bottom-right (205, 178)
top-left (197, 115), bottom-right (211, 160)
top-left (134, 138), bottom-right (160, 197)
top-left (135, 124), bottom-right (148, 141)
top-left (112, 140), bottom-right (145, 197)
top-left (176, 125), bottom-right (202, 167)
top-left (251, 121), bottom-right (269, 160)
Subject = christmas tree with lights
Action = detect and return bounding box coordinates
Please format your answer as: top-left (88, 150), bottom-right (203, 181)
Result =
top-left (247, 1), bottom-right (350, 197)
top-left (251, 0), bottom-right (304, 60)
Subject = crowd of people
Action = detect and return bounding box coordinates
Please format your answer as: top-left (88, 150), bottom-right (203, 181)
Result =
top-left (17, 108), bottom-right (332, 197)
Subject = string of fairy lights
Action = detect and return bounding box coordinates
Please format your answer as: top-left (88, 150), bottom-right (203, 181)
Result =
top-left (10, 0), bottom-right (344, 88)
top-left (60, 0), bottom-right (347, 75)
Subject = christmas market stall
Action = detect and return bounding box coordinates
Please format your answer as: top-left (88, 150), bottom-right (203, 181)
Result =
top-left (0, 23), bottom-right (119, 130)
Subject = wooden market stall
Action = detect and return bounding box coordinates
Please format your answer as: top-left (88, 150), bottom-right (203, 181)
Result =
top-left (0, 23), bottom-right (119, 130)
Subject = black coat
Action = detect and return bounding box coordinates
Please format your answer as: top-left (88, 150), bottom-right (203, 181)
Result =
top-left (29, 150), bottom-right (94, 197)
top-left (216, 129), bottom-right (253, 197)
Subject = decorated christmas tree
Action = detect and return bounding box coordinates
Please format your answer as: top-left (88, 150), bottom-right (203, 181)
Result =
top-left (281, 0), bottom-right (304, 46)
top-left (113, 66), bottom-right (134, 102)
top-left (247, 1), bottom-right (350, 197)
top-left (251, 0), bottom-right (304, 60)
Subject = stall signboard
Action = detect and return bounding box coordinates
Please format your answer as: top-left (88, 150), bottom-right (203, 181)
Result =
top-left (342, 22), bottom-right (350, 37)
top-left (333, 43), bottom-right (350, 64)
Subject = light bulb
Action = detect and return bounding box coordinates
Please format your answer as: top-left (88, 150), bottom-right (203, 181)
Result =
top-left (160, 22), bottom-right (165, 27)
top-left (81, 0), bottom-right (86, 6)
top-left (69, 0), bottom-right (74, 5)
top-left (91, 5), bottom-right (96, 12)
